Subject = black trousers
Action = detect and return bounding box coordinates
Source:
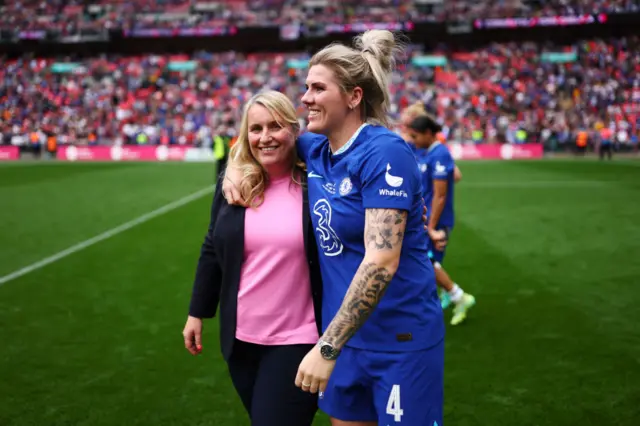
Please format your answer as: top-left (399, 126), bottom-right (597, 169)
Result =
top-left (600, 143), bottom-right (613, 160)
top-left (227, 339), bottom-right (318, 426)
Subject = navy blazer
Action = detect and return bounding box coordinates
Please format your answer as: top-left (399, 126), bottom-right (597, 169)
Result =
top-left (188, 173), bottom-right (323, 361)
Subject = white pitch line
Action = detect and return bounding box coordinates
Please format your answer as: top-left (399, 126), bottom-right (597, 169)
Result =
top-left (0, 185), bottom-right (215, 287)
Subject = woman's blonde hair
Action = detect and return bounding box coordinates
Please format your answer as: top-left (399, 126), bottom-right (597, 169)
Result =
top-left (309, 29), bottom-right (405, 127)
top-left (398, 101), bottom-right (428, 141)
top-left (228, 90), bottom-right (305, 208)
top-left (401, 101), bottom-right (428, 125)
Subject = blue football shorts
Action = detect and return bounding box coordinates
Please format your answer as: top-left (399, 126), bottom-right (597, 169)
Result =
top-left (319, 339), bottom-right (444, 425)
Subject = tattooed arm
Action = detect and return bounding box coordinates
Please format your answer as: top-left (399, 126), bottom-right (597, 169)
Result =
top-left (320, 208), bottom-right (407, 350)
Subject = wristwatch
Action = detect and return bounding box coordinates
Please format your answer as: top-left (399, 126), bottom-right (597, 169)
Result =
top-left (318, 339), bottom-right (340, 360)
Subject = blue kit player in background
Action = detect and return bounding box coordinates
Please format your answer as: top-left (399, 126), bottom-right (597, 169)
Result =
top-left (406, 114), bottom-right (476, 326)
top-left (224, 30), bottom-right (446, 426)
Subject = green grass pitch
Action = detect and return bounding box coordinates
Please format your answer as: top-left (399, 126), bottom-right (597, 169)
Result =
top-left (1, 159), bottom-right (639, 426)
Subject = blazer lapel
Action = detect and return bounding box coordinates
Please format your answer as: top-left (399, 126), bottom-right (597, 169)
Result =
top-left (226, 203), bottom-right (246, 296)
top-left (232, 205), bottom-right (246, 256)
top-left (302, 178), bottom-right (310, 259)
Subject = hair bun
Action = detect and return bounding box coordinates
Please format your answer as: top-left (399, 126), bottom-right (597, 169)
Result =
top-left (354, 30), bottom-right (400, 74)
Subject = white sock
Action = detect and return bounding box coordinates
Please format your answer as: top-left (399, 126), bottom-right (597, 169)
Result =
top-left (448, 284), bottom-right (464, 303)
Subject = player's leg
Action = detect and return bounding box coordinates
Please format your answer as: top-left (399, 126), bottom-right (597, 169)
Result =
top-left (432, 259), bottom-right (476, 325)
top-left (372, 341), bottom-right (444, 426)
top-left (251, 343), bottom-right (318, 426)
top-left (427, 242), bottom-right (453, 309)
top-left (320, 347), bottom-right (377, 426)
top-left (430, 231), bottom-right (476, 323)
top-left (438, 266), bottom-right (475, 325)
top-left (431, 256), bottom-right (453, 309)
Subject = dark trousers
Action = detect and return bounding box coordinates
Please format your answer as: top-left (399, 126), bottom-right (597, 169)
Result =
top-left (600, 143), bottom-right (613, 160)
top-left (227, 339), bottom-right (318, 426)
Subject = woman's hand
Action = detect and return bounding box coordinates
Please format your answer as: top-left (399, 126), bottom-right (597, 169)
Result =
top-left (422, 204), bottom-right (428, 232)
top-left (183, 316), bottom-right (203, 356)
top-left (454, 165), bottom-right (462, 183)
top-left (422, 202), bottom-right (447, 250)
top-left (428, 229), bottom-right (448, 251)
top-left (295, 347), bottom-right (336, 395)
top-left (221, 166), bottom-right (247, 206)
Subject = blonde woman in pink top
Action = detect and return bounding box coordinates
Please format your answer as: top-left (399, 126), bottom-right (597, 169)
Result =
top-left (183, 90), bottom-right (323, 426)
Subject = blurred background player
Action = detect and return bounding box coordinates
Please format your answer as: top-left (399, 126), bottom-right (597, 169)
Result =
top-left (398, 101), bottom-right (462, 182)
top-left (397, 102), bottom-right (465, 313)
top-left (407, 114), bottom-right (476, 326)
top-left (599, 126), bottom-right (614, 160)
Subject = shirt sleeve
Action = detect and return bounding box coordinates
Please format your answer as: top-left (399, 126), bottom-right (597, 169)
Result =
top-left (358, 136), bottom-right (419, 211)
top-left (296, 132), bottom-right (320, 162)
top-left (431, 150), bottom-right (455, 181)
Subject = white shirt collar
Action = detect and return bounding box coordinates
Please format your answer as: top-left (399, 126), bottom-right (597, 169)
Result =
top-left (427, 141), bottom-right (441, 152)
top-left (332, 123), bottom-right (369, 155)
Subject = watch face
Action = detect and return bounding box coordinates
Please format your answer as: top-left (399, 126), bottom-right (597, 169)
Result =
top-left (320, 343), bottom-right (337, 360)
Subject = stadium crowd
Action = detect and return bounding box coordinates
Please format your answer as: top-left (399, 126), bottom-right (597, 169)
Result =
top-left (1, 0), bottom-right (639, 34)
top-left (443, 0), bottom-right (639, 22)
top-left (1, 36), bottom-right (639, 149)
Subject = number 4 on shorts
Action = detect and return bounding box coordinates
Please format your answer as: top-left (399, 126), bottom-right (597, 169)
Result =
top-left (386, 384), bottom-right (404, 422)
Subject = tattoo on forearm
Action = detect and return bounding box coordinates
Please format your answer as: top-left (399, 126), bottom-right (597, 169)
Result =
top-left (365, 209), bottom-right (406, 251)
top-left (323, 209), bottom-right (407, 348)
top-left (323, 262), bottom-right (393, 348)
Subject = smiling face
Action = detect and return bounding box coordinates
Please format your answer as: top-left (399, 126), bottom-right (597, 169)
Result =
top-left (301, 64), bottom-right (352, 136)
top-left (246, 104), bottom-right (296, 173)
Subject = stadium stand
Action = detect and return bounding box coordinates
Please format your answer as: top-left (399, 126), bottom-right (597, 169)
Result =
top-left (1, 0), bottom-right (638, 33)
top-left (1, 37), bottom-right (639, 149)
top-left (0, 0), bottom-right (639, 158)
top-left (444, 0), bottom-right (639, 21)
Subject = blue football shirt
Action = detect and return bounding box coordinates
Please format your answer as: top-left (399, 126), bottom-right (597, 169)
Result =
top-left (409, 142), bottom-right (429, 175)
top-left (423, 142), bottom-right (456, 229)
top-left (298, 125), bottom-right (444, 352)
